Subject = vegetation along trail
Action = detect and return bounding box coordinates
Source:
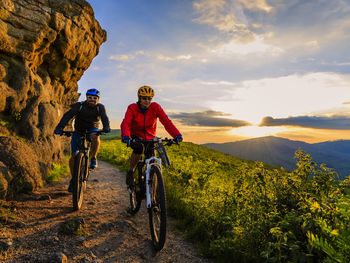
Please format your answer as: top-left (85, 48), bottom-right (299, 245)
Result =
top-left (0, 161), bottom-right (210, 263)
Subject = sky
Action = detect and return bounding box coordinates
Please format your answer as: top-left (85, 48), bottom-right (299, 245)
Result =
top-left (79, 0), bottom-right (350, 144)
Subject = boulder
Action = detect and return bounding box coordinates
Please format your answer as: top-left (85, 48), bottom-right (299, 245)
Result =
top-left (0, 0), bottom-right (106, 198)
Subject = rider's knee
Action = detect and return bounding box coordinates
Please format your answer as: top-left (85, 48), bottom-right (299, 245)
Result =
top-left (90, 134), bottom-right (99, 143)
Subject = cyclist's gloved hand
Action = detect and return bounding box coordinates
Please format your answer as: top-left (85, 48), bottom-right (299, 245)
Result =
top-left (54, 128), bottom-right (63, 136)
top-left (174, 135), bottom-right (183, 143)
top-left (103, 127), bottom-right (111, 133)
top-left (122, 136), bottom-right (131, 146)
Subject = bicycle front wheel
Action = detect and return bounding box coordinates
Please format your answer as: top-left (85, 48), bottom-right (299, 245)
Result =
top-left (129, 164), bottom-right (143, 215)
top-left (148, 165), bottom-right (167, 251)
top-left (72, 152), bottom-right (88, 211)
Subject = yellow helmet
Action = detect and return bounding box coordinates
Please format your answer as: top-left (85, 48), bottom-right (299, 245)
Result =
top-left (138, 85), bottom-right (154, 97)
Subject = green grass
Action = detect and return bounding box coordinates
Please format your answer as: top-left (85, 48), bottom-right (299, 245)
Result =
top-left (46, 161), bottom-right (70, 183)
top-left (99, 140), bottom-right (350, 262)
top-left (100, 129), bottom-right (121, 140)
top-left (98, 139), bottom-right (130, 170)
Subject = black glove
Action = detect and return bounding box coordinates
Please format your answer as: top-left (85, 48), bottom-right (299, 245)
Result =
top-left (54, 128), bottom-right (63, 136)
top-left (122, 136), bottom-right (131, 146)
top-left (103, 127), bottom-right (111, 133)
top-left (174, 135), bottom-right (183, 143)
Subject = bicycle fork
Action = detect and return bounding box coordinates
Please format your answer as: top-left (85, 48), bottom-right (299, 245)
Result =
top-left (145, 157), bottom-right (161, 208)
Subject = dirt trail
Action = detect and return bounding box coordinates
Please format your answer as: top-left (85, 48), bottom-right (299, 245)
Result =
top-left (0, 161), bottom-right (210, 263)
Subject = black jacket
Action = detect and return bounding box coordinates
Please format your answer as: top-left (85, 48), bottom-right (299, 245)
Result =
top-left (55, 101), bottom-right (110, 132)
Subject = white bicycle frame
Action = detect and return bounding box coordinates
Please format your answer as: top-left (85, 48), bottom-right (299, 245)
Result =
top-left (145, 156), bottom-right (162, 208)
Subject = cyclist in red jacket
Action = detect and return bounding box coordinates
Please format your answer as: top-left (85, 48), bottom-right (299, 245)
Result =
top-left (121, 85), bottom-right (183, 187)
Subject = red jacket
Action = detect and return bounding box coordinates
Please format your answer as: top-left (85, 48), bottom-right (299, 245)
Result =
top-left (121, 102), bottom-right (181, 141)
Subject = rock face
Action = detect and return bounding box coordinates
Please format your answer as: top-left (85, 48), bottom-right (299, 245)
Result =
top-left (0, 0), bottom-right (106, 198)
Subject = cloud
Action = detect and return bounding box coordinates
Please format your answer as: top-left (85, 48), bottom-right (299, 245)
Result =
top-left (109, 50), bottom-right (194, 63)
top-left (192, 1), bottom-right (250, 41)
top-left (109, 50), bottom-right (145, 62)
top-left (210, 35), bottom-right (284, 56)
top-left (264, 1), bottom-right (350, 51)
top-left (109, 54), bottom-right (130, 62)
top-left (193, 0), bottom-right (272, 36)
top-left (192, 0), bottom-right (350, 62)
top-left (343, 101), bottom-right (350, 105)
top-left (200, 80), bottom-right (236, 86)
top-left (157, 54), bottom-right (192, 61)
top-left (260, 115), bottom-right (350, 130)
top-left (170, 110), bottom-right (251, 127)
top-left (240, 0), bottom-right (272, 12)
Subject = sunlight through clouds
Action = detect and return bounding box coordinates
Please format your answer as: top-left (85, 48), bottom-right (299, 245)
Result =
top-left (231, 126), bottom-right (287, 138)
top-left (211, 35), bottom-right (284, 56)
top-left (207, 72), bottom-right (350, 124)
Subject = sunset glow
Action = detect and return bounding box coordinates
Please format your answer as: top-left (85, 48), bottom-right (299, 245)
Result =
top-left (80, 0), bottom-right (350, 144)
top-left (231, 126), bottom-right (287, 138)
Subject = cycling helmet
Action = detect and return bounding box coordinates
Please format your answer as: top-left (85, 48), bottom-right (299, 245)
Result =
top-left (86, 88), bottom-right (100, 97)
top-left (137, 85), bottom-right (154, 97)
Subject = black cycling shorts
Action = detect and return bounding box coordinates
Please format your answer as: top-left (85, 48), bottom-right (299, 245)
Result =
top-left (131, 140), bottom-right (154, 158)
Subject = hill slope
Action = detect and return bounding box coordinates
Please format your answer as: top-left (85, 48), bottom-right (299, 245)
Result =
top-left (204, 136), bottom-right (350, 178)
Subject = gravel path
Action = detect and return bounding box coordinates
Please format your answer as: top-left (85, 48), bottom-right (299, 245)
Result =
top-left (0, 161), bottom-right (210, 263)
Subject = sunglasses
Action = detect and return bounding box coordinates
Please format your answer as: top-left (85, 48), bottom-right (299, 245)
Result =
top-left (140, 96), bottom-right (152, 101)
top-left (87, 96), bottom-right (99, 100)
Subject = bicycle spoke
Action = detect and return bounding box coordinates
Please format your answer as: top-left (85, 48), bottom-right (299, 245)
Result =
top-left (128, 164), bottom-right (143, 215)
top-left (148, 165), bottom-right (166, 250)
top-left (72, 153), bottom-right (87, 211)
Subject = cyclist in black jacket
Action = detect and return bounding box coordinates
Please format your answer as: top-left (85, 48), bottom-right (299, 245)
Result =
top-left (54, 88), bottom-right (110, 191)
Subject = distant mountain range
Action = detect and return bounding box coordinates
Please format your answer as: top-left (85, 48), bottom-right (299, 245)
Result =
top-left (204, 136), bottom-right (350, 179)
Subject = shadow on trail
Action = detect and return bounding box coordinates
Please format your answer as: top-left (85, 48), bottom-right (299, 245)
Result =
top-left (13, 191), bottom-right (70, 202)
top-left (82, 216), bottom-right (159, 262)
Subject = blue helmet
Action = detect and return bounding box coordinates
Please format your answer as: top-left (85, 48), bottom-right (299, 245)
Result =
top-left (86, 88), bottom-right (100, 97)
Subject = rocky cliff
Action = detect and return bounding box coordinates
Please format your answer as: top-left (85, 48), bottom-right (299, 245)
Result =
top-left (0, 0), bottom-right (106, 198)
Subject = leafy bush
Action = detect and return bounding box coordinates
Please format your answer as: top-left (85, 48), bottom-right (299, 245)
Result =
top-left (100, 140), bottom-right (350, 262)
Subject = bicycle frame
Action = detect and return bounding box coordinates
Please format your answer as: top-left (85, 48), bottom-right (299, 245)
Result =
top-left (75, 135), bottom-right (91, 157)
top-left (145, 156), bottom-right (162, 209)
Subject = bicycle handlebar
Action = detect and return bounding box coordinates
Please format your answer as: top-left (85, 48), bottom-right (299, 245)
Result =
top-left (161, 138), bottom-right (178, 146)
top-left (59, 130), bottom-right (105, 137)
top-left (129, 137), bottom-right (178, 146)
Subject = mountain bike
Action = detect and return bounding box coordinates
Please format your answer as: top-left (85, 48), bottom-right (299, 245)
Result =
top-left (62, 130), bottom-right (103, 211)
top-left (128, 137), bottom-right (177, 251)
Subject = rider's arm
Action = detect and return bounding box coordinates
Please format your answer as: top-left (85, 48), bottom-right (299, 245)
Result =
top-left (98, 104), bottom-right (110, 131)
top-left (54, 103), bottom-right (81, 130)
top-left (156, 103), bottom-right (182, 138)
top-left (120, 104), bottom-right (134, 137)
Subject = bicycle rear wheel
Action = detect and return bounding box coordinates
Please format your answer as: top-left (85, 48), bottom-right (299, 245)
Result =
top-left (72, 152), bottom-right (88, 210)
top-left (129, 163), bottom-right (143, 214)
top-left (148, 165), bottom-right (167, 251)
